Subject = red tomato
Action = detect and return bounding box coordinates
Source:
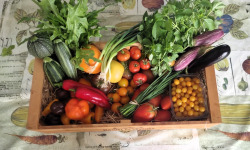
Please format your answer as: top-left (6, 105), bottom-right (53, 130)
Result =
top-left (154, 110), bottom-right (171, 122)
top-left (131, 89), bottom-right (141, 100)
top-left (117, 49), bottom-right (130, 62)
top-left (161, 95), bottom-right (171, 110)
top-left (139, 83), bottom-right (150, 91)
top-left (129, 61), bottom-right (140, 73)
top-left (132, 103), bottom-right (157, 122)
top-left (142, 69), bottom-right (155, 83)
top-left (140, 59), bottom-right (150, 70)
top-left (148, 94), bottom-right (162, 107)
top-left (133, 73), bottom-right (147, 86)
top-left (130, 46), bottom-right (141, 60)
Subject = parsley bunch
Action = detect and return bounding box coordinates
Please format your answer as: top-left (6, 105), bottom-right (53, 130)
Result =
top-left (137, 0), bottom-right (224, 76)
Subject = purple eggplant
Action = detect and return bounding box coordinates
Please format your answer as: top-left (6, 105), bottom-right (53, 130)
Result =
top-left (188, 44), bottom-right (231, 72)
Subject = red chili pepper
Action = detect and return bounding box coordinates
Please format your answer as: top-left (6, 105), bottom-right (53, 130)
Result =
top-left (75, 87), bottom-right (111, 109)
top-left (62, 80), bottom-right (107, 99)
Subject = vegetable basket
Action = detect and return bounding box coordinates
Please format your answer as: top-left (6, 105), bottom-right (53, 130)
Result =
top-left (26, 42), bottom-right (221, 133)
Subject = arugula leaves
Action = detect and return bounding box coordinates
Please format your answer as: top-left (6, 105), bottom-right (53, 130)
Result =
top-left (138, 0), bottom-right (224, 76)
top-left (21, 0), bottom-right (105, 69)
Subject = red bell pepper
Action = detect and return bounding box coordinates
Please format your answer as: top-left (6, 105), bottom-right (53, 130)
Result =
top-left (62, 79), bottom-right (107, 99)
top-left (75, 87), bottom-right (111, 109)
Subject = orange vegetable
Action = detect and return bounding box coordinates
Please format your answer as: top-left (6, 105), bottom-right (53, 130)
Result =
top-left (65, 99), bottom-right (89, 120)
top-left (88, 101), bottom-right (95, 109)
top-left (79, 45), bottom-right (101, 74)
top-left (79, 78), bottom-right (92, 86)
top-left (111, 103), bottom-right (122, 114)
top-left (94, 106), bottom-right (104, 123)
top-left (41, 99), bottom-right (58, 116)
top-left (120, 96), bottom-right (130, 104)
top-left (61, 114), bottom-right (70, 125)
top-left (82, 112), bottom-right (95, 124)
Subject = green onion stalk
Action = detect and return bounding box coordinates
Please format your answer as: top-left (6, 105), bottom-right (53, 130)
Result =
top-left (119, 70), bottom-right (182, 118)
top-left (98, 24), bottom-right (140, 85)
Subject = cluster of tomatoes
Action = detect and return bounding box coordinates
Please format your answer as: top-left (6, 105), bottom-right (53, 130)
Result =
top-left (117, 46), bottom-right (151, 86)
top-left (106, 46), bottom-right (173, 122)
top-left (171, 76), bottom-right (206, 118)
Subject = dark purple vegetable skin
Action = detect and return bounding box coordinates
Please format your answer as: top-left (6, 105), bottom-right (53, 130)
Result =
top-left (50, 101), bottom-right (65, 115)
top-left (44, 113), bottom-right (62, 125)
top-left (193, 29), bottom-right (224, 46)
top-left (123, 69), bottom-right (132, 80)
top-left (56, 88), bottom-right (71, 103)
top-left (174, 47), bottom-right (200, 71)
top-left (188, 44), bottom-right (231, 72)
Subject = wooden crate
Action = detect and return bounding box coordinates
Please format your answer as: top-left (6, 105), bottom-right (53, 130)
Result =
top-left (27, 58), bottom-right (221, 133)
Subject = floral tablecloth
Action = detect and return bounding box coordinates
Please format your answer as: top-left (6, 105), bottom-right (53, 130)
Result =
top-left (0, 0), bottom-right (250, 150)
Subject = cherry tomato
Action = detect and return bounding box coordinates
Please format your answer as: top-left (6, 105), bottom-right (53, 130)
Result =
top-left (139, 83), bottom-right (150, 91)
top-left (117, 87), bottom-right (128, 97)
top-left (140, 59), bottom-right (150, 70)
top-left (118, 78), bottom-right (129, 88)
top-left (117, 49), bottom-right (130, 62)
top-left (129, 61), bottom-right (140, 73)
top-left (168, 60), bottom-right (175, 67)
top-left (126, 86), bottom-right (134, 96)
top-left (154, 110), bottom-right (171, 122)
top-left (132, 102), bottom-right (157, 122)
top-left (131, 89), bottom-right (141, 100)
top-left (112, 93), bottom-right (121, 103)
top-left (120, 96), bottom-right (130, 104)
top-left (130, 46), bottom-right (141, 60)
top-left (161, 95), bottom-right (171, 110)
top-left (141, 69), bottom-right (155, 83)
top-left (111, 103), bottom-right (122, 114)
top-left (130, 80), bottom-right (137, 88)
top-left (133, 73), bottom-right (147, 86)
top-left (148, 94), bottom-right (162, 107)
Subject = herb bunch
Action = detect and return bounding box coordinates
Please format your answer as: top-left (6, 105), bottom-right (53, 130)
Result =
top-left (137, 0), bottom-right (224, 76)
top-left (20, 0), bottom-right (105, 69)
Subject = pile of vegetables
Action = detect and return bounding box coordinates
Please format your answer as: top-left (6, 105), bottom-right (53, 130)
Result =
top-left (22, 0), bottom-right (234, 125)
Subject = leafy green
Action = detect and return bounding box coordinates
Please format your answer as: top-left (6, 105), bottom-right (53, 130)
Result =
top-left (1, 45), bottom-right (15, 56)
top-left (138, 0), bottom-right (224, 76)
top-left (21, 0), bottom-right (105, 68)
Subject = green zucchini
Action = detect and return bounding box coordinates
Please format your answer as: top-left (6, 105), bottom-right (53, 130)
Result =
top-left (43, 57), bottom-right (65, 87)
top-left (54, 40), bottom-right (77, 79)
top-left (27, 34), bottom-right (54, 58)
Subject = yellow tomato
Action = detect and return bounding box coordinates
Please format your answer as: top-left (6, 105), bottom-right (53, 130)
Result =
top-left (118, 78), bottom-right (129, 87)
top-left (107, 60), bottom-right (124, 83)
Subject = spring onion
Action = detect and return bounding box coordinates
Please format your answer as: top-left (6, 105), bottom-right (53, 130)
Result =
top-left (119, 70), bottom-right (182, 118)
top-left (98, 24), bottom-right (140, 84)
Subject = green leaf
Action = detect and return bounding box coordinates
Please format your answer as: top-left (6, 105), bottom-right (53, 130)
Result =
top-left (224, 4), bottom-right (240, 14)
top-left (204, 18), bottom-right (215, 30)
top-left (1, 45), bottom-right (15, 56)
top-left (155, 44), bottom-right (162, 53)
top-left (137, 35), bottom-right (142, 43)
top-left (172, 44), bottom-right (184, 53)
top-left (181, 9), bottom-right (192, 15)
top-left (215, 10), bottom-right (223, 17)
top-left (230, 30), bottom-right (248, 39)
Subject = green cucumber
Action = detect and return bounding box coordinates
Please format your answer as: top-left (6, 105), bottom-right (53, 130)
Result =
top-left (43, 57), bottom-right (65, 87)
top-left (54, 40), bottom-right (77, 80)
